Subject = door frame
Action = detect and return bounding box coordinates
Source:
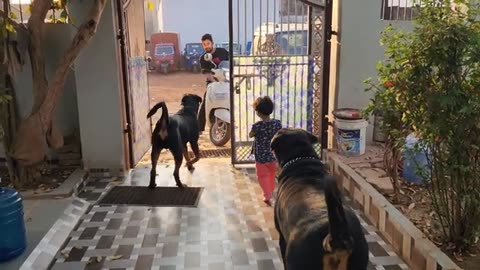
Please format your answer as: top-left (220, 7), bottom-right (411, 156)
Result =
top-left (114, 0), bottom-right (153, 169)
top-left (114, 0), bottom-right (134, 169)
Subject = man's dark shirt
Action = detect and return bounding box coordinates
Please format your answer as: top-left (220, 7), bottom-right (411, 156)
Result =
top-left (200, 47), bottom-right (229, 83)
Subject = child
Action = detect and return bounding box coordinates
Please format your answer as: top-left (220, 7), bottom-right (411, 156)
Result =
top-left (249, 96), bottom-right (282, 206)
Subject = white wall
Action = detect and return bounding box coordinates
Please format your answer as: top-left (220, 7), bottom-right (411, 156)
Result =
top-left (70, 0), bottom-right (126, 170)
top-left (336, 0), bottom-right (413, 142)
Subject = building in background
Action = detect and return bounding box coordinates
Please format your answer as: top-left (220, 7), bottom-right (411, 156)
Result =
top-left (144, 0), bottom-right (163, 41)
top-left (335, 0), bottom-right (414, 142)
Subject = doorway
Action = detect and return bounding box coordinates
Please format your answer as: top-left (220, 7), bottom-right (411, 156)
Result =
top-left (228, 0), bottom-right (333, 164)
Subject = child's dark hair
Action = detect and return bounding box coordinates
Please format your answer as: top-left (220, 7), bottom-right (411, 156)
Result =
top-left (253, 96), bottom-right (274, 115)
top-left (202, 33), bottom-right (213, 42)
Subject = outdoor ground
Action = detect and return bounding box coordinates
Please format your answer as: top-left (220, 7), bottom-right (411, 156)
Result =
top-left (148, 71), bottom-right (205, 118)
top-left (146, 70), bottom-right (231, 163)
top-left (25, 160), bottom-right (408, 270)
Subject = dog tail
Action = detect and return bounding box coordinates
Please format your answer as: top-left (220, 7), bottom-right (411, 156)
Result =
top-left (147, 102), bottom-right (168, 120)
top-left (324, 176), bottom-right (354, 251)
top-left (148, 102), bottom-right (169, 140)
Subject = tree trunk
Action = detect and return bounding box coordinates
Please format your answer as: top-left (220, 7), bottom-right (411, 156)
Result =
top-left (9, 0), bottom-right (108, 184)
top-left (384, 137), bottom-right (402, 203)
top-left (0, 87), bottom-right (19, 186)
top-left (27, 0), bottom-right (51, 114)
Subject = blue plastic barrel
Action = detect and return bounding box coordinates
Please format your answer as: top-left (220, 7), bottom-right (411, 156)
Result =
top-left (0, 187), bottom-right (27, 262)
top-left (402, 134), bottom-right (429, 185)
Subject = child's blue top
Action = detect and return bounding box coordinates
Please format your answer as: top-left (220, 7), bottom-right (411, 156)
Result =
top-left (250, 119), bottom-right (282, 163)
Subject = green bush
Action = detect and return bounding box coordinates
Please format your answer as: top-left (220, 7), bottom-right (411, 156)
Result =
top-left (365, 0), bottom-right (480, 252)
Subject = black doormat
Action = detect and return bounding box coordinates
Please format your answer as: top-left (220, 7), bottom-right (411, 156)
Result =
top-left (97, 186), bottom-right (203, 207)
top-left (188, 148), bottom-right (231, 158)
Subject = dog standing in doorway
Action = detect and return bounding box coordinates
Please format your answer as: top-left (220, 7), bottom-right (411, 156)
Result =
top-left (271, 128), bottom-right (369, 270)
top-left (146, 94), bottom-right (203, 189)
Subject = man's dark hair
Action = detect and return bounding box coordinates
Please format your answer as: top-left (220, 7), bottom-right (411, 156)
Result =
top-left (253, 96), bottom-right (274, 115)
top-left (202, 33), bottom-right (213, 42)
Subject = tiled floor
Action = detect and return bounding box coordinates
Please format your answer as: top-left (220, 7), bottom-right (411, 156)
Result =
top-left (2, 197), bottom-right (78, 270)
top-left (38, 158), bottom-right (407, 270)
top-left (19, 198), bottom-right (90, 270)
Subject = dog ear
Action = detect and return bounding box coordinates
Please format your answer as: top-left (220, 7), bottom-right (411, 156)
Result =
top-left (307, 132), bottom-right (319, 144)
top-left (181, 95), bottom-right (187, 105)
top-left (270, 129), bottom-right (286, 152)
top-left (270, 136), bottom-right (279, 152)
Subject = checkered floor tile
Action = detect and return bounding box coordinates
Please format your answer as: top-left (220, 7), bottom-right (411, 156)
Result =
top-left (40, 159), bottom-right (408, 270)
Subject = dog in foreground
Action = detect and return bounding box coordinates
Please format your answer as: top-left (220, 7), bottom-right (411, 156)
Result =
top-left (146, 94), bottom-right (203, 189)
top-left (271, 128), bottom-right (369, 270)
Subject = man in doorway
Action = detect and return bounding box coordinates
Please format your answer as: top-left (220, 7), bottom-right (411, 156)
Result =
top-left (198, 33), bottom-right (229, 133)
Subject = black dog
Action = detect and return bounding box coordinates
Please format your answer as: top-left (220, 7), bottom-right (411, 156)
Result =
top-left (146, 94), bottom-right (202, 189)
top-left (271, 128), bottom-right (369, 270)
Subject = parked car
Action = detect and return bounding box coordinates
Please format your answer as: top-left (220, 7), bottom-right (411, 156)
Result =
top-left (183, 43), bottom-right (204, 73)
top-left (216, 42), bottom-right (242, 55)
top-left (251, 23), bottom-right (308, 55)
top-left (150, 32), bottom-right (181, 74)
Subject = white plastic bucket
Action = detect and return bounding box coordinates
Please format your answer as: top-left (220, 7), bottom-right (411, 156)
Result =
top-left (335, 118), bottom-right (368, 156)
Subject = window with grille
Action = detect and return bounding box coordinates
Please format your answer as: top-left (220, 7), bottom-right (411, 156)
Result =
top-left (280, 0), bottom-right (309, 17)
top-left (381, 0), bottom-right (418, 21)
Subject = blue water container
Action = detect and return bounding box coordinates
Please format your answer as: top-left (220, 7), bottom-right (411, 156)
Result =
top-left (402, 134), bottom-right (429, 185)
top-left (0, 187), bottom-right (27, 262)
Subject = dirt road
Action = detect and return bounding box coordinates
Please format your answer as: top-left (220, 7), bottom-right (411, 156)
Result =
top-left (148, 71), bottom-right (205, 114)
top-left (145, 71), bottom-right (230, 164)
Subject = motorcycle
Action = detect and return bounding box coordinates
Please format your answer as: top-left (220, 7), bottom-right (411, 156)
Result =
top-left (184, 55), bottom-right (201, 73)
top-left (204, 53), bottom-right (231, 146)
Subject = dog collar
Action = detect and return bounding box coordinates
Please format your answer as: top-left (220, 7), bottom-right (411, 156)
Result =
top-left (281, 156), bottom-right (318, 170)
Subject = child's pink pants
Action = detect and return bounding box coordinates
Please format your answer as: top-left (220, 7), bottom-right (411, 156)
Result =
top-left (255, 161), bottom-right (277, 201)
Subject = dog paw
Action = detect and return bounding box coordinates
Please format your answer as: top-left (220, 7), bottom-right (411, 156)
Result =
top-left (148, 183), bottom-right (157, 189)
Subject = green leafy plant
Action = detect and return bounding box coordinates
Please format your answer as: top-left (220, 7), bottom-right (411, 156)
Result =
top-left (365, 0), bottom-right (480, 252)
top-left (364, 75), bottom-right (406, 203)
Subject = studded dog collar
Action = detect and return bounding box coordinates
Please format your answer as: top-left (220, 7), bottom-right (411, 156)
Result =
top-left (281, 156), bottom-right (318, 171)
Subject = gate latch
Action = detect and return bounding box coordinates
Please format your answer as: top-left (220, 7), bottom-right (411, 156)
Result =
top-left (233, 74), bottom-right (266, 94)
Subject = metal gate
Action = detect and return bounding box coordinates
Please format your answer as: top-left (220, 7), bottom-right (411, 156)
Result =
top-left (228, 0), bottom-right (333, 164)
